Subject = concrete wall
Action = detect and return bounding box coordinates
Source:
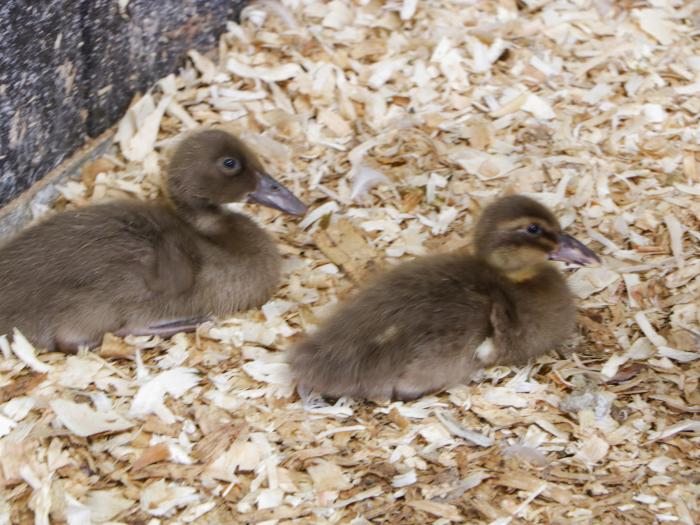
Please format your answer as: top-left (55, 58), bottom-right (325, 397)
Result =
top-left (0, 0), bottom-right (247, 207)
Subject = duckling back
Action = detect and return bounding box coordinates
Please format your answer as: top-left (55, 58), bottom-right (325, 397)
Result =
top-left (0, 201), bottom-right (281, 351)
top-left (290, 253), bottom-right (496, 401)
top-left (0, 202), bottom-right (195, 349)
top-left (289, 256), bottom-right (578, 402)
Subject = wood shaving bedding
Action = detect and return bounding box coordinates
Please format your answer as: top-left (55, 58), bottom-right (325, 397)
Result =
top-left (1, 1), bottom-right (699, 523)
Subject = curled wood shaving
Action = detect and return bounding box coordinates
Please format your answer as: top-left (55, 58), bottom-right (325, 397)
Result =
top-left (8, 330), bottom-right (52, 373)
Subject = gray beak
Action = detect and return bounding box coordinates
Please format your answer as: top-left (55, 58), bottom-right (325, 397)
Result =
top-left (247, 172), bottom-right (307, 216)
top-left (548, 234), bottom-right (601, 266)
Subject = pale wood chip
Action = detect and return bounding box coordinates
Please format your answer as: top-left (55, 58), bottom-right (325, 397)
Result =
top-left (495, 471), bottom-right (571, 504)
top-left (132, 443), bottom-right (171, 472)
top-left (0, 373), bottom-right (46, 403)
top-left (192, 423), bottom-right (246, 464)
top-left (313, 219), bottom-right (384, 282)
top-left (98, 333), bottom-right (134, 358)
top-left (407, 500), bottom-right (464, 522)
top-left (307, 460), bottom-right (351, 492)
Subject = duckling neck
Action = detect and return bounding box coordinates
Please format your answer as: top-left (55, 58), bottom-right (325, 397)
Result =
top-left (168, 196), bottom-right (272, 258)
top-left (476, 255), bottom-right (550, 284)
top-left (168, 195), bottom-right (233, 237)
top-left (503, 264), bottom-right (547, 284)
top-left (475, 249), bottom-right (552, 284)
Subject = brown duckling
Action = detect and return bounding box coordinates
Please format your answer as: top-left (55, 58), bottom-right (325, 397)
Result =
top-left (0, 129), bottom-right (307, 352)
top-left (289, 195), bottom-right (600, 402)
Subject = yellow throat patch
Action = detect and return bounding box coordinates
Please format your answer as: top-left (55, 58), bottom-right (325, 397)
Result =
top-left (504, 265), bottom-right (543, 283)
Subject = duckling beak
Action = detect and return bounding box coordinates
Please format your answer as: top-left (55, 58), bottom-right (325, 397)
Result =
top-left (548, 234), bottom-right (601, 266)
top-left (247, 172), bottom-right (307, 216)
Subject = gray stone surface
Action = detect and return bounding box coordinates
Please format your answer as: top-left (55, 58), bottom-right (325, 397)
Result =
top-left (0, 0), bottom-right (247, 207)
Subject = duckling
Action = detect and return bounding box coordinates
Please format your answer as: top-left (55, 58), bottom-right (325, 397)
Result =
top-left (0, 129), bottom-right (307, 352)
top-left (289, 195), bottom-right (599, 402)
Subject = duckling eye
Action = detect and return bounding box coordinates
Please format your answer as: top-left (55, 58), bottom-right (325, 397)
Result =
top-left (526, 224), bottom-right (542, 235)
top-left (221, 158), bottom-right (240, 172)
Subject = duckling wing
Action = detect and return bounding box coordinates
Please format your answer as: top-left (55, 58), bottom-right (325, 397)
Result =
top-left (144, 234), bottom-right (198, 297)
top-left (482, 288), bottom-right (519, 366)
top-left (76, 202), bottom-right (201, 299)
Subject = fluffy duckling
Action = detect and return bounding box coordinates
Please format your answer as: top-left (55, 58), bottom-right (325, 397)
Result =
top-left (0, 129), bottom-right (307, 352)
top-left (289, 195), bottom-right (599, 401)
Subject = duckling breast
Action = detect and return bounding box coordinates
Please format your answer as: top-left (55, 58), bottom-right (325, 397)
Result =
top-left (190, 217), bottom-right (282, 316)
top-left (497, 268), bottom-right (576, 364)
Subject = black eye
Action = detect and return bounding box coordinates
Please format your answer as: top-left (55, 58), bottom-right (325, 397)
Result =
top-left (526, 224), bottom-right (542, 235)
top-left (222, 158), bottom-right (240, 170)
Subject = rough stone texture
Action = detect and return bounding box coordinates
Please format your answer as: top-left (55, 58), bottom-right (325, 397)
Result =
top-left (0, 0), bottom-right (247, 207)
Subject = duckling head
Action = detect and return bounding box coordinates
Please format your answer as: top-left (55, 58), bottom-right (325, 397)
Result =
top-left (474, 195), bottom-right (600, 282)
top-left (167, 129), bottom-right (307, 216)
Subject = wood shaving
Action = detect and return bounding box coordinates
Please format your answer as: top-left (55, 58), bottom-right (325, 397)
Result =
top-left (49, 399), bottom-right (134, 437)
top-left (1, 1), bottom-right (699, 523)
top-left (313, 219), bottom-right (384, 282)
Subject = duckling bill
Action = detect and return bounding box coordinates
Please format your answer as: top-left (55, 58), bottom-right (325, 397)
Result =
top-left (0, 128), bottom-right (306, 352)
top-left (289, 195), bottom-right (599, 402)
